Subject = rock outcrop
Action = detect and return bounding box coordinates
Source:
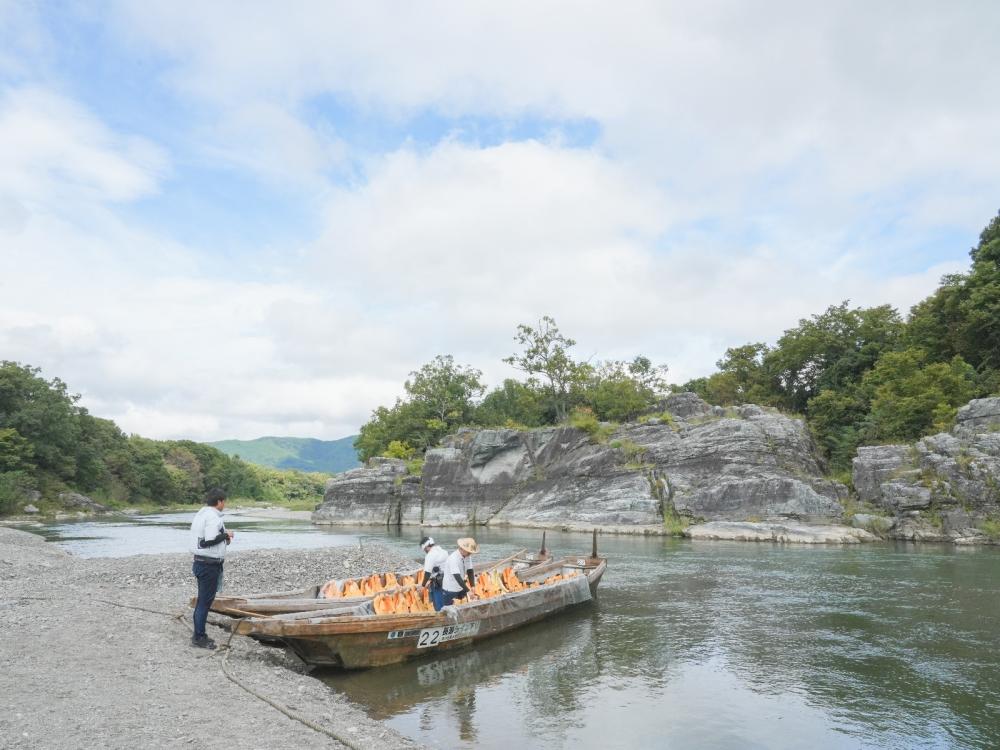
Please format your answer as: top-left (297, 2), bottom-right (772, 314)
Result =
top-left (851, 397), bottom-right (1000, 543)
top-left (57, 492), bottom-right (109, 514)
top-left (686, 521), bottom-right (876, 544)
top-left (315, 394), bottom-right (847, 532)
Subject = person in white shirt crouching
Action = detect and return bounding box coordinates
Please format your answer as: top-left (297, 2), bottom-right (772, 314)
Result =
top-left (440, 537), bottom-right (479, 608)
top-left (420, 536), bottom-right (450, 611)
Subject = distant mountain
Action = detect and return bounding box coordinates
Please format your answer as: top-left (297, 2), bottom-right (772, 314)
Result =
top-left (207, 436), bottom-right (360, 474)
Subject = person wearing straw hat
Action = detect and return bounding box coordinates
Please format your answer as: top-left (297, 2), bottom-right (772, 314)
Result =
top-left (441, 537), bottom-right (479, 607)
top-left (420, 536), bottom-right (449, 611)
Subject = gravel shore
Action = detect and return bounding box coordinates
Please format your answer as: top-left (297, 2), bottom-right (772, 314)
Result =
top-left (0, 526), bottom-right (425, 750)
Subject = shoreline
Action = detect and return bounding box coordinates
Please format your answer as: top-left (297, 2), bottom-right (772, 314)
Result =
top-left (0, 526), bottom-right (424, 750)
top-left (6, 506), bottom-right (997, 547)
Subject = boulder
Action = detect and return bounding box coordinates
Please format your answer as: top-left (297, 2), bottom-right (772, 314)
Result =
top-left (850, 513), bottom-right (893, 534)
top-left (659, 392), bottom-right (714, 420)
top-left (56, 492), bottom-right (109, 513)
top-left (888, 513), bottom-right (950, 543)
top-left (953, 397), bottom-right (1000, 437)
top-left (852, 445), bottom-right (911, 504)
top-left (22, 504), bottom-right (39, 514)
top-left (851, 397), bottom-right (1000, 542)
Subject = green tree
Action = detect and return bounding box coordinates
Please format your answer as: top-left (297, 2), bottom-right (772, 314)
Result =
top-left (907, 211), bottom-right (1000, 374)
top-left (503, 316), bottom-right (587, 422)
top-left (714, 343), bottom-right (778, 405)
top-left (382, 440), bottom-right (415, 460)
top-left (405, 355), bottom-right (485, 426)
top-left (764, 302), bottom-right (904, 413)
top-left (124, 437), bottom-right (176, 503)
top-left (0, 362), bottom-right (82, 480)
top-left (0, 427), bottom-right (34, 472)
top-left (74, 414), bottom-right (128, 492)
top-left (164, 444), bottom-right (205, 503)
top-left (680, 373), bottom-right (740, 406)
top-left (584, 357), bottom-right (668, 422)
top-left (475, 379), bottom-right (551, 427)
top-left (861, 349), bottom-right (977, 442)
top-left (806, 387), bottom-right (869, 471)
top-left (354, 399), bottom-right (439, 462)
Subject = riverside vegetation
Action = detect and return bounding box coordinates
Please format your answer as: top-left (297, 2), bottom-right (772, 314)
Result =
top-left (331, 211), bottom-right (999, 543)
top-left (356, 210), bottom-right (1000, 483)
top-left (0, 361), bottom-right (327, 516)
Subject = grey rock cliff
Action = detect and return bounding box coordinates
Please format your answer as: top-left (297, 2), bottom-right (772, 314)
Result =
top-left (851, 397), bottom-right (1000, 543)
top-left (314, 394), bottom-right (847, 532)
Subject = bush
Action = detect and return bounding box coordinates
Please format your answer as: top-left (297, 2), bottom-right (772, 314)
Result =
top-left (612, 438), bottom-right (649, 467)
top-left (383, 440), bottom-right (415, 460)
top-left (0, 470), bottom-right (35, 514)
top-left (980, 516), bottom-right (1000, 540)
top-left (569, 407), bottom-right (616, 443)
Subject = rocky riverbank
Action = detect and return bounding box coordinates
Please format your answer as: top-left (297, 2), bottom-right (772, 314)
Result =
top-left (0, 527), bottom-right (423, 750)
top-left (314, 394), bottom-right (1000, 547)
top-left (851, 397), bottom-right (1000, 543)
top-left (316, 393), bottom-right (847, 532)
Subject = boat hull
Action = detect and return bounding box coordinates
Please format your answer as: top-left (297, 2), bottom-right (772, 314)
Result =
top-left (236, 558), bottom-right (606, 669)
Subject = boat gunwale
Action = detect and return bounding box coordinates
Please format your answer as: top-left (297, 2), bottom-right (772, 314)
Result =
top-left (234, 557), bottom-right (606, 638)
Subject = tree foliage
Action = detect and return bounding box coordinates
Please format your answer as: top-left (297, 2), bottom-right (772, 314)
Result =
top-left (503, 316), bottom-right (588, 422)
top-left (861, 350), bottom-right (977, 442)
top-left (681, 210), bottom-right (1000, 473)
top-left (0, 361), bottom-right (322, 513)
top-left (476, 379), bottom-right (551, 428)
top-left (357, 319), bottom-right (670, 458)
top-left (907, 211), bottom-right (1000, 372)
top-left (355, 355), bottom-right (487, 462)
top-left (584, 357), bottom-right (668, 422)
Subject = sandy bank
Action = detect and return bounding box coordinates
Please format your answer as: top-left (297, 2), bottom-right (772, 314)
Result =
top-left (0, 527), bottom-right (424, 750)
top-left (226, 506), bottom-right (315, 521)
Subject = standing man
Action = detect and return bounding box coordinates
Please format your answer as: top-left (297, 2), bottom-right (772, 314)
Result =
top-left (189, 487), bottom-right (233, 649)
top-left (420, 536), bottom-right (449, 611)
top-left (440, 537), bottom-right (479, 607)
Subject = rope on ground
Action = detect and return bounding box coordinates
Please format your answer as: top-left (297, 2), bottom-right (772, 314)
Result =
top-left (14, 595), bottom-right (368, 750)
top-left (218, 628), bottom-right (367, 750)
top-left (13, 595), bottom-right (185, 620)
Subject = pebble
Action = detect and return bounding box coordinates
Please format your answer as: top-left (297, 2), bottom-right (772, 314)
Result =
top-left (1, 526), bottom-right (424, 750)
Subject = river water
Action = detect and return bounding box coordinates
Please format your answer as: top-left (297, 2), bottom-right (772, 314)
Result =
top-left (20, 515), bottom-right (1000, 749)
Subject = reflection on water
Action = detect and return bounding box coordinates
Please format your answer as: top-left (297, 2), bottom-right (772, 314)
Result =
top-left (323, 531), bottom-right (1000, 750)
top-left (21, 517), bottom-right (1000, 748)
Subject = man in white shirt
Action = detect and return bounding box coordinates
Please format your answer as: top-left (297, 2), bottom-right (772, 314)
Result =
top-left (189, 487), bottom-right (233, 649)
top-left (420, 536), bottom-right (450, 611)
top-left (441, 537), bottom-right (479, 607)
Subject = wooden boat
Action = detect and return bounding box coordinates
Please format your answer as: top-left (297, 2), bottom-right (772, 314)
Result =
top-left (233, 532), bottom-right (607, 669)
top-left (203, 546), bottom-right (551, 618)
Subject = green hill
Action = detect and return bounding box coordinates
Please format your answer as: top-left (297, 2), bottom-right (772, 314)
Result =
top-left (207, 436), bottom-right (360, 474)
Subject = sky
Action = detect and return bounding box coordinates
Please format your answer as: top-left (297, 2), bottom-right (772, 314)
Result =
top-left (1, 1), bottom-right (998, 442)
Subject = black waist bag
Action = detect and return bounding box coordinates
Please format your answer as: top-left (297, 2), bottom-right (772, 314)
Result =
top-left (430, 566), bottom-right (444, 588)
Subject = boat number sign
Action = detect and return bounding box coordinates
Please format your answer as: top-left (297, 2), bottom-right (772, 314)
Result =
top-left (387, 622), bottom-right (481, 648)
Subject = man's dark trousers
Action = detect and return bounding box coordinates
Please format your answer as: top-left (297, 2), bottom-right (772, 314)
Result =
top-left (192, 559), bottom-right (223, 638)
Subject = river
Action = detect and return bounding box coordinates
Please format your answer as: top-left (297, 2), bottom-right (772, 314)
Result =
top-left (19, 514), bottom-right (1000, 749)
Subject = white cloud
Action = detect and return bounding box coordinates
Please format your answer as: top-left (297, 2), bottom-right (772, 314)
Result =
top-left (2, 4), bottom-right (997, 442)
top-left (0, 87), bottom-right (168, 209)
top-left (107, 1), bottom-right (1000, 221)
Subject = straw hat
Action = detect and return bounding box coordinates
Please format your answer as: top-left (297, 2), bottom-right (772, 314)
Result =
top-left (456, 537), bottom-right (479, 554)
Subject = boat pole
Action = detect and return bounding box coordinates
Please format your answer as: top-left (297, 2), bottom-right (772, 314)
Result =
top-left (589, 528), bottom-right (599, 562)
top-left (539, 530), bottom-right (547, 557)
